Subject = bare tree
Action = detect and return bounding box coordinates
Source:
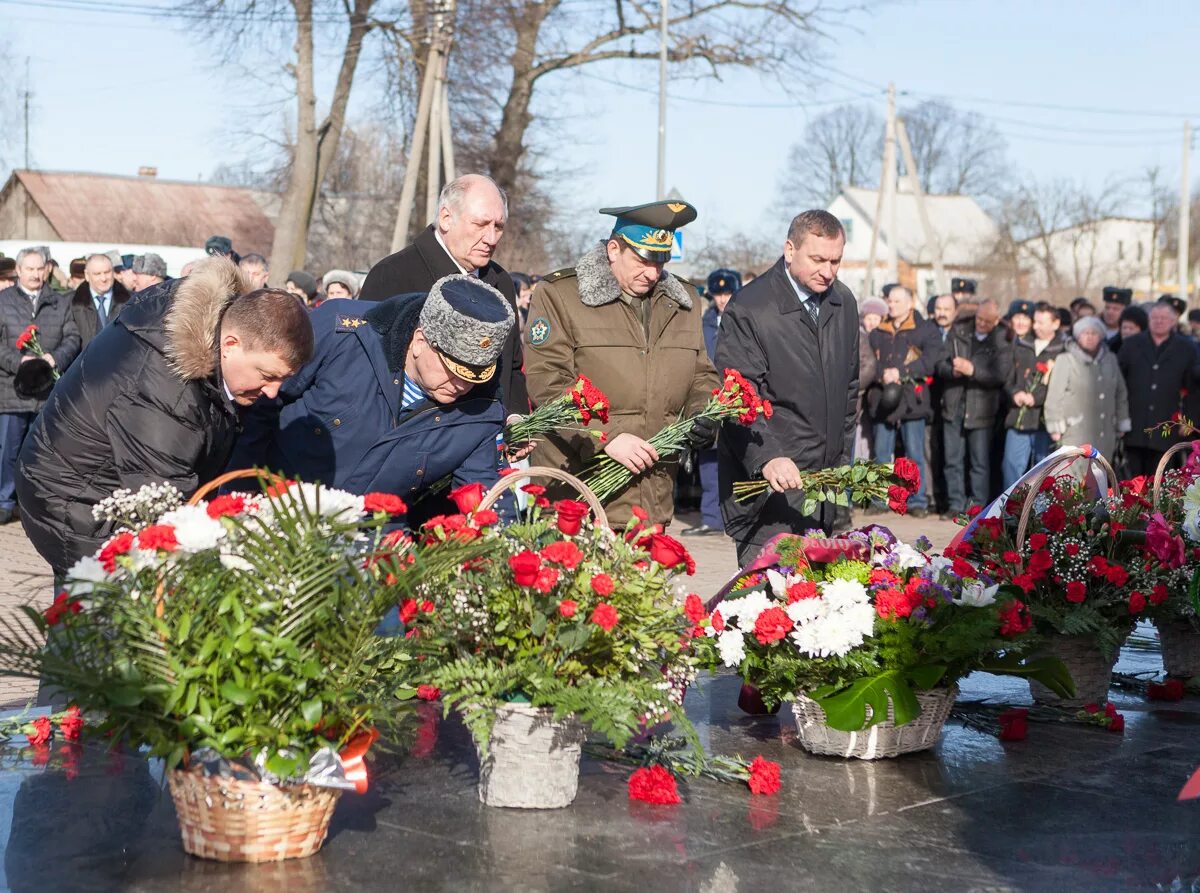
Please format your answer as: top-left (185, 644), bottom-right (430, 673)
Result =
top-left (776, 104), bottom-right (882, 208)
top-left (689, 228), bottom-right (779, 279)
top-left (900, 99), bottom-right (1010, 200)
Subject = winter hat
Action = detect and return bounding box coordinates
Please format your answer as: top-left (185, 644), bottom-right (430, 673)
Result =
top-left (322, 269), bottom-right (359, 295)
top-left (286, 270), bottom-right (318, 301)
top-left (859, 297), bottom-right (887, 319)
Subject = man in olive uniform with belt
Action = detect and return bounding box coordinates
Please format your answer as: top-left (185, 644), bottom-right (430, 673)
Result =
top-left (525, 201), bottom-right (719, 527)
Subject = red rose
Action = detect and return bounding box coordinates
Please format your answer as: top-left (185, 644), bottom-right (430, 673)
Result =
top-left (26, 716), bottom-right (51, 747)
top-left (684, 594), bottom-right (706, 624)
top-left (998, 707), bottom-right (1028, 741)
top-left (787, 581), bottom-right (819, 602)
top-left (58, 706), bottom-right (84, 742)
top-left (590, 602), bottom-right (619, 632)
top-left (893, 457), bottom-right (920, 491)
top-left (1028, 533), bottom-right (1048, 551)
top-left (1148, 679), bottom-right (1185, 701)
top-left (752, 606), bottom-right (794, 645)
top-left (886, 484), bottom-right (910, 515)
top-left (416, 684), bottom-right (441, 701)
top-left (590, 573), bottom-right (615, 596)
top-left (558, 599), bottom-right (577, 618)
top-left (137, 525), bottom-right (178, 553)
top-left (554, 499), bottom-right (590, 536)
top-left (533, 567), bottom-right (561, 593)
top-left (471, 509), bottom-right (500, 527)
top-left (1041, 504), bottom-right (1067, 533)
top-left (44, 592), bottom-right (82, 626)
top-left (1065, 581), bottom-right (1086, 603)
top-left (747, 756), bottom-right (781, 795)
top-left (540, 540), bottom-right (584, 570)
top-left (1108, 714), bottom-right (1125, 733)
top-left (448, 483), bottom-right (486, 514)
top-left (364, 492), bottom-right (408, 515)
top-left (398, 599), bottom-right (419, 624)
top-left (206, 494), bottom-right (246, 518)
top-left (1127, 592), bottom-right (1146, 614)
top-left (508, 550), bottom-right (542, 587)
top-left (627, 765), bottom-right (680, 804)
top-left (647, 534), bottom-right (696, 575)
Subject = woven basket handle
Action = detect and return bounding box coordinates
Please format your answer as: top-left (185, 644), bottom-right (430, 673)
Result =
top-left (477, 465), bottom-right (608, 528)
top-left (1015, 447), bottom-right (1122, 549)
top-left (1152, 440), bottom-right (1198, 512)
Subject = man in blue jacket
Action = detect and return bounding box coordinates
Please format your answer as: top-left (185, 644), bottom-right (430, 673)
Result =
top-left (229, 274), bottom-right (514, 524)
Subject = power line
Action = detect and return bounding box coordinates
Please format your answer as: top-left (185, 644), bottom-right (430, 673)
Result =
top-left (576, 70), bottom-right (875, 108)
top-left (0, 0), bottom-right (349, 23)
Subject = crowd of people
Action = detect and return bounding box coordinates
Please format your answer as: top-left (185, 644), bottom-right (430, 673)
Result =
top-left (0, 171), bottom-right (1195, 578)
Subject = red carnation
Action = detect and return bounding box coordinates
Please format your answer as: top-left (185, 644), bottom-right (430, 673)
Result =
top-left (647, 534), bottom-right (696, 575)
top-left (44, 592), bottom-right (82, 626)
top-left (448, 483), bottom-right (486, 514)
top-left (1108, 713), bottom-right (1125, 733)
top-left (558, 599), bottom-right (577, 618)
top-left (521, 484), bottom-right (546, 497)
top-left (398, 599), bottom-right (419, 624)
top-left (590, 602), bottom-right (619, 632)
top-left (554, 499), bottom-right (590, 536)
top-left (58, 706), bottom-right (84, 742)
top-left (1148, 679), bottom-right (1185, 701)
top-left (747, 756), bottom-right (781, 795)
top-left (364, 492), bottom-right (408, 515)
top-left (753, 606), bottom-right (794, 645)
top-left (1128, 592), bottom-right (1146, 613)
top-left (137, 525), bottom-right (178, 553)
top-left (26, 716), bottom-right (51, 747)
top-left (628, 765), bottom-right (680, 804)
top-left (1041, 504), bottom-right (1067, 533)
top-left (1065, 581), bottom-right (1087, 603)
top-left (1104, 563), bottom-right (1129, 586)
top-left (684, 594), bottom-right (706, 624)
top-left (471, 509), bottom-right (500, 527)
top-left (1149, 583), bottom-right (1170, 606)
top-left (206, 494), bottom-right (246, 518)
top-left (631, 506), bottom-right (649, 522)
top-left (998, 707), bottom-right (1028, 741)
top-left (1027, 549), bottom-right (1053, 578)
top-left (710, 609), bottom-right (726, 632)
top-left (787, 580), bottom-right (819, 602)
top-left (590, 573), bottom-right (615, 596)
top-left (998, 599), bottom-right (1032, 636)
top-left (1028, 533), bottom-right (1047, 551)
top-left (508, 550), bottom-right (542, 587)
top-left (416, 684), bottom-right (441, 701)
top-left (534, 566), bottom-right (561, 593)
top-left (98, 531), bottom-right (135, 573)
top-left (264, 478), bottom-right (296, 498)
top-left (540, 540), bottom-right (584, 570)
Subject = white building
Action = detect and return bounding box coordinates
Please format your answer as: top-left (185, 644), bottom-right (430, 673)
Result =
top-left (1017, 217), bottom-right (1158, 299)
top-left (828, 184), bottom-right (999, 302)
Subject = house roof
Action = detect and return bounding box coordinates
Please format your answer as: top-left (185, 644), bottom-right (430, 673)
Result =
top-left (837, 185), bottom-right (999, 266)
top-left (4, 170), bottom-right (275, 254)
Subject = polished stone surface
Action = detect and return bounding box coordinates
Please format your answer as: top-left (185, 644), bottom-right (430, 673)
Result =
top-left (1, 646), bottom-right (1198, 892)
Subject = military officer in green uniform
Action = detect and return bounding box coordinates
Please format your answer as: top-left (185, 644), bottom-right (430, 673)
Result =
top-left (525, 200), bottom-right (719, 526)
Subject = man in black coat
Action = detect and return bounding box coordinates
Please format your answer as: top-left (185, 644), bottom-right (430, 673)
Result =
top-left (1118, 298), bottom-right (1200, 477)
top-left (1000, 302), bottom-right (1065, 488)
top-left (70, 254), bottom-right (132, 348)
top-left (716, 210), bottom-right (859, 564)
top-left (359, 174), bottom-right (529, 420)
top-left (934, 299), bottom-right (1008, 516)
top-left (15, 258), bottom-right (314, 577)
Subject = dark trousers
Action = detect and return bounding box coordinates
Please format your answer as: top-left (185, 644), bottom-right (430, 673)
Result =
top-left (927, 416), bottom-right (947, 513)
top-left (872, 419), bottom-right (929, 509)
top-left (1125, 445), bottom-right (1167, 479)
top-left (943, 421), bottom-right (991, 512)
top-left (697, 448), bottom-right (721, 528)
top-left (0, 412), bottom-right (34, 511)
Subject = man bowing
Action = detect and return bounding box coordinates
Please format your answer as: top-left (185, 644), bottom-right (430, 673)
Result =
top-left (715, 210), bottom-right (859, 564)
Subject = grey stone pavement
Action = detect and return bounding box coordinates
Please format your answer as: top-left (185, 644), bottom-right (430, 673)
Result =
top-left (4, 511), bottom-right (1199, 891)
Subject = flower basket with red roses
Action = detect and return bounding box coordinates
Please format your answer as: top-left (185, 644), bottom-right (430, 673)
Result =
top-left (692, 527), bottom-right (1065, 759)
top-left (732, 457), bottom-right (921, 517)
top-left (392, 469), bottom-right (705, 807)
top-left (0, 473), bottom-right (429, 862)
top-left (581, 368), bottom-right (772, 503)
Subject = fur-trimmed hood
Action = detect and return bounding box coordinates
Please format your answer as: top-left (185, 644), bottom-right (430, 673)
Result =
top-left (575, 243), bottom-right (692, 310)
top-left (163, 257), bottom-right (248, 380)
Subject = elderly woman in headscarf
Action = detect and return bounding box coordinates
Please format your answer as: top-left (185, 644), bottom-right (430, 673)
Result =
top-left (1043, 315), bottom-right (1130, 465)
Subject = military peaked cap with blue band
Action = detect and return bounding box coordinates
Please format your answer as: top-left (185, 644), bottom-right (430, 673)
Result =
top-left (600, 199), bottom-right (697, 263)
top-left (706, 268), bottom-right (741, 296)
top-left (419, 274), bottom-right (515, 383)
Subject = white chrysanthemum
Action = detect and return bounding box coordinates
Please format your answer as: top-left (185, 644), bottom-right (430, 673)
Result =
top-left (65, 555), bottom-right (109, 595)
top-left (1184, 481), bottom-right (1200, 543)
top-left (791, 600), bottom-right (874, 658)
top-left (819, 578), bottom-right (869, 612)
top-left (719, 590), bottom-right (772, 626)
top-left (292, 482), bottom-right (365, 521)
top-left (954, 580), bottom-right (998, 608)
top-left (890, 543), bottom-right (927, 570)
top-left (124, 547), bottom-right (160, 574)
top-left (716, 629), bottom-right (747, 667)
top-left (157, 505), bottom-right (226, 553)
top-left (785, 597), bottom-right (823, 624)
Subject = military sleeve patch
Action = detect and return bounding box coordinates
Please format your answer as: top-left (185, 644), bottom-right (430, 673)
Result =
top-left (529, 317), bottom-right (551, 346)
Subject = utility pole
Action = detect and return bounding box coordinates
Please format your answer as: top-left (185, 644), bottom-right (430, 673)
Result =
top-left (655, 0), bottom-right (668, 199)
top-left (390, 0), bottom-right (456, 253)
top-left (1182, 121), bottom-right (1192, 307)
top-left (23, 58), bottom-right (31, 169)
top-left (865, 83), bottom-right (897, 297)
top-left (897, 117), bottom-right (945, 295)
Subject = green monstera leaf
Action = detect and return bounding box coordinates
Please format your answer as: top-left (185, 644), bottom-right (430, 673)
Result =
top-left (809, 665), bottom-right (948, 732)
top-left (979, 652), bottom-right (1076, 699)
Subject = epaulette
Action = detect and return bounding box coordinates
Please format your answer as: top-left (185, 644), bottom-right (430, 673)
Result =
top-left (336, 315), bottom-right (368, 332)
top-left (542, 267), bottom-right (576, 283)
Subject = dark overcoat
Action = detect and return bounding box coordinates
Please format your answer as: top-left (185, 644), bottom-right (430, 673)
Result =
top-left (71, 280), bottom-right (131, 348)
top-left (1003, 334), bottom-right (1066, 431)
top-left (358, 225), bottom-right (529, 417)
top-left (934, 321), bottom-right (1010, 430)
top-left (1118, 331), bottom-right (1200, 450)
top-left (0, 284), bottom-right (81, 413)
top-left (866, 312), bottom-right (944, 423)
top-left (714, 258), bottom-right (859, 554)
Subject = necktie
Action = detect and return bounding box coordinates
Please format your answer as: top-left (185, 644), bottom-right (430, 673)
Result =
top-left (804, 294), bottom-right (821, 323)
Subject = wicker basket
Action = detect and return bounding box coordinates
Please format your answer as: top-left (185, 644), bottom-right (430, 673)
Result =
top-left (1157, 618), bottom-right (1200, 679)
top-left (476, 703), bottom-right (587, 809)
top-left (1028, 634), bottom-right (1118, 708)
top-left (168, 767), bottom-right (341, 863)
top-left (790, 685), bottom-right (957, 760)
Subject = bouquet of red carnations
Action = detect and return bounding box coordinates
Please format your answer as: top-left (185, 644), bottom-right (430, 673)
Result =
top-left (506, 375), bottom-right (611, 446)
top-left (732, 457), bottom-right (921, 517)
top-left (16, 324), bottom-right (59, 380)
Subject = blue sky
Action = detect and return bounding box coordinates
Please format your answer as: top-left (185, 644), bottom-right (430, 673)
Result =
top-left (6, 0), bottom-right (1199, 254)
